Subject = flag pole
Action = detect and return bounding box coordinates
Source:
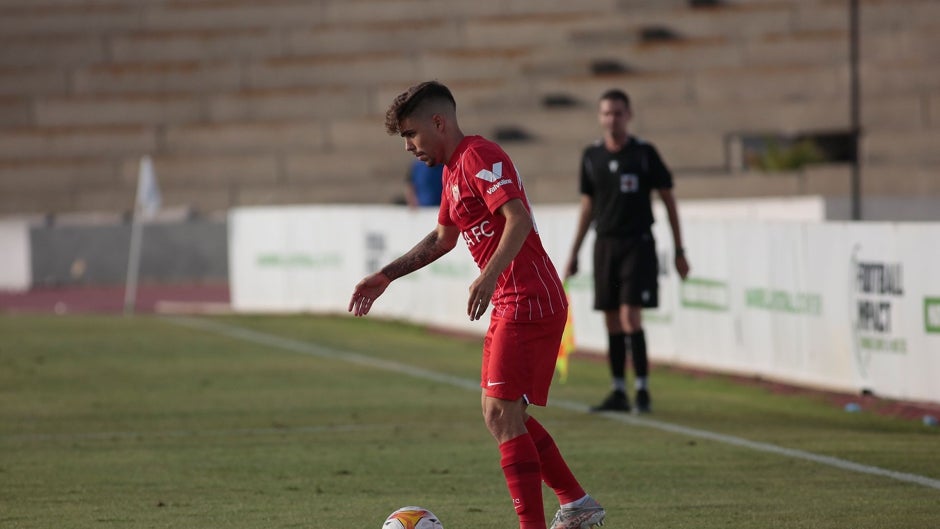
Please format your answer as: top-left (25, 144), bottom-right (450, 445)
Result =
top-left (123, 210), bottom-right (144, 315)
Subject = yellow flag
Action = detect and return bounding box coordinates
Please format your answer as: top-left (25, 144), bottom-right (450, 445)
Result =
top-left (556, 280), bottom-right (575, 383)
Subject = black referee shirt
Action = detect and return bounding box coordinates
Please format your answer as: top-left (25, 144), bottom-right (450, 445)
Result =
top-left (579, 136), bottom-right (673, 238)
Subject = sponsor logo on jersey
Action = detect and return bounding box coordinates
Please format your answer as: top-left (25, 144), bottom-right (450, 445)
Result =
top-left (451, 183), bottom-right (459, 202)
top-left (476, 162), bottom-right (514, 195)
top-left (462, 220), bottom-right (495, 247)
top-left (608, 160), bottom-right (619, 173)
top-left (475, 162), bottom-right (502, 182)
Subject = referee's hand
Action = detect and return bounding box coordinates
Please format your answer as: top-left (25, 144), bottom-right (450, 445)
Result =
top-left (564, 256), bottom-right (578, 279)
top-left (675, 254), bottom-right (690, 280)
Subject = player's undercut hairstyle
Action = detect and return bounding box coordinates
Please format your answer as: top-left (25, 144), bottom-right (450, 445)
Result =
top-left (599, 88), bottom-right (631, 110)
top-left (385, 80), bottom-right (457, 135)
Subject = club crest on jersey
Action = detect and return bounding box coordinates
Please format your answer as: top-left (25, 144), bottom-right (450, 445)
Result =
top-left (620, 173), bottom-right (639, 193)
top-left (608, 160), bottom-right (619, 173)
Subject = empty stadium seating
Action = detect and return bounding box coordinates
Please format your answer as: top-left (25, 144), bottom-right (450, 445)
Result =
top-left (0, 0), bottom-right (937, 215)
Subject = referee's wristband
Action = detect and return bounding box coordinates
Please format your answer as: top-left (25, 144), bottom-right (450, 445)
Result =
top-left (675, 248), bottom-right (685, 258)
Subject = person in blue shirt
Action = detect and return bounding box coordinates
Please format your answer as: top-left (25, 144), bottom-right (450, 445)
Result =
top-left (404, 158), bottom-right (444, 208)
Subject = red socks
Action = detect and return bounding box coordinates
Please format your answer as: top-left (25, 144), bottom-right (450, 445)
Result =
top-left (499, 419), bottom-right (588, 529)
top-left (525, 417), bottom-right (586, 505)
top-left (499, 434), bottom-right (544, 529)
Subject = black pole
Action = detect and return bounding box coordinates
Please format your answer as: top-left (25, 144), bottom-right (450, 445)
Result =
top-left (849, 0), bottom-right (862, 220)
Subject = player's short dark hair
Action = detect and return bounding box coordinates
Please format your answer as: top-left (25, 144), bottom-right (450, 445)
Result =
top-left (385, 81), bottom-right (457, 135)
top-left (599, 88), bottom-right (631, 110)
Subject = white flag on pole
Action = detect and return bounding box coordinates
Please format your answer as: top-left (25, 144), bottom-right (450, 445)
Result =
top-left (125, 155), bottom-right (160, 314)
top-left (136, 155), bottom-right (161, 218)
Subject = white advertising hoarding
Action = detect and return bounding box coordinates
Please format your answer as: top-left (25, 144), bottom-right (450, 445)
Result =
top-left (0, 219), bottom-right (31, 292)
top-left (228, 204), bottom-right (940, 404)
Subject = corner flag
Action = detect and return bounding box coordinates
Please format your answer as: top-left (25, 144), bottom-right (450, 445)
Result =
top-left (556, 280), bottom-right (575, 383)
top-left (124, 155), bottom-right (161, 314)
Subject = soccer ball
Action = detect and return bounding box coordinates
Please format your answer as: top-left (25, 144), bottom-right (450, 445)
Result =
top-left (381, 506), bottom-right (444, 529)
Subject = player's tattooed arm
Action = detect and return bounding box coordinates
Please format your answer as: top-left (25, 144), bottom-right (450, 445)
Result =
top-left (381, 225), bottom-right (459, 280)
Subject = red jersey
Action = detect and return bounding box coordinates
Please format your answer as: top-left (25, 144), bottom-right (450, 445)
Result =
top-left (437, 135), bottom-right (567, 321)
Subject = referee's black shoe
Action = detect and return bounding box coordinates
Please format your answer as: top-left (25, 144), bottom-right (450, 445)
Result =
top-left (636, 389), bottom-right (652, 413)
top-left (590, 390), bottom-right (631, 412)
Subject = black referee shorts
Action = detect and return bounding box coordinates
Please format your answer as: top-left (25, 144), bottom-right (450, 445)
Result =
top-left (592, 232), bottom-right (659, 310)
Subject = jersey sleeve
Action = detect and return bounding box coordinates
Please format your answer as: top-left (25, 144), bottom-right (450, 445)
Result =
top-left (645, 144), bottom-right (673, 189)
top-left (437, 195), bottom-right (456, 226)
top-left (437, 187), bottom-right (455, 226)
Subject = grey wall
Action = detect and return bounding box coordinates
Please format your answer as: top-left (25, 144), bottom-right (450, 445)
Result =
top-left (30, 219), bottom-right (228, 286)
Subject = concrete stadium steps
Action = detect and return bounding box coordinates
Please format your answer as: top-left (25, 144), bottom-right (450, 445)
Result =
top-left (863, 61), bottom-right (940, 97)
top-left (284, 19), bottom-right (460, 56)
top-left (689, 64), bottom-right (847, 104)
top-left (531, 73), bottom-right (693, 107)
top-left (31, 93), bottom-right (206, 127)
top-left (863, 26), bottom-right (940, 66)
top-left (0, 4), bottom-right (141, 37)
top-left (0, 35), bottom-right (107, 67)
top-left (207, 87), bottom-right (376, 121)
top-left (674, 167), bottom-right (859, 201)
top-left (0, 96), bottom-right (31, 127)
top-left (609, 3), bottom-right (795, 39)
top-left (0, 125), bottom-right (157, 159)
top-left (0, 137), bottom-right (413, 213)
top-left (627, 97), bottom-right (852, 135)
top-left (862, 94), bottom-right (933, 130)
top-left (26, 87), bottom-right (377, 127)
top-left (164, 120), bottom-right (328, 154)
top-left (239, 49), bottom-right (526, 92)
top-left (321, 0), bottom-right (619, 23)
top-left (0, 157), bottom-right (120, 215)
top-left (742, 30), bottom-right (848, 66)
top-left (0, 66), bottom-right (70, 97)
top-left (524, 36), bottom-right (743, 77)
top-left (70, 61), bottom-right (243, 96)
top-left (0, 0), bottom-right (620, 36)
top-left (0, 0), bottom-right (936, 215)
top-left (859, 162), bottom-right (940, 195)
top-left (69, 53), bottom-right (418, 95)
top-left (110, 28), bottom-right (285, 63)
top-left (0, 157), bottom-right (119, 193)
top-left (863, 129), bottom-right (940, 165)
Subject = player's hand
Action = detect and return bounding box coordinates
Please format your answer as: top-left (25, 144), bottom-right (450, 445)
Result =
top-left (349, 272), bottom-right (391, 317)
top-left (675, 255), bottom-right (690, 280)
top-left (467, 274), bottom-right (496, 321)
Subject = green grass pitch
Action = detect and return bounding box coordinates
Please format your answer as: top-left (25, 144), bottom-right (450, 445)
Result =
top-left (1, 314), bottom-right (937, 528)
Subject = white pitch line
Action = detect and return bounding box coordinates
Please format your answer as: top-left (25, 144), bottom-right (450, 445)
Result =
top-left (165, 316), bottom-right (940, 492)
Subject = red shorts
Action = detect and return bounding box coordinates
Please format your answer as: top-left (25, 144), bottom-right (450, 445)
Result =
top-left (480, 310), bottom-right (567, 406)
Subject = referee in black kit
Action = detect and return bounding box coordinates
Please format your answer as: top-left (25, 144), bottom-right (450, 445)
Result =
top-left (564, 88), bottom-right (690, 413)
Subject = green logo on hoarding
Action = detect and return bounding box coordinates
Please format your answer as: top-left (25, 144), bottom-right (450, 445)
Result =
top-left (745, 288), bottom-right (822, 315)
top-left (680, 277), bottom-right (730, 312)
top-left (642, 309), bottom-right (673, 324)
top-left (257, 253), bottom-right (342, 269)
top-left (925, 298), bottom-right (940, 334)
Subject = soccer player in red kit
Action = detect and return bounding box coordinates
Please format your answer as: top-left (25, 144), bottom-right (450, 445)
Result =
top-left (349, 81), bottom-right (606, 529)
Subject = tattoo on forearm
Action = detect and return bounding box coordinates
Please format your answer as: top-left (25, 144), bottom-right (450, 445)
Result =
top-left (381, 231), bottom-right (449, 280)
